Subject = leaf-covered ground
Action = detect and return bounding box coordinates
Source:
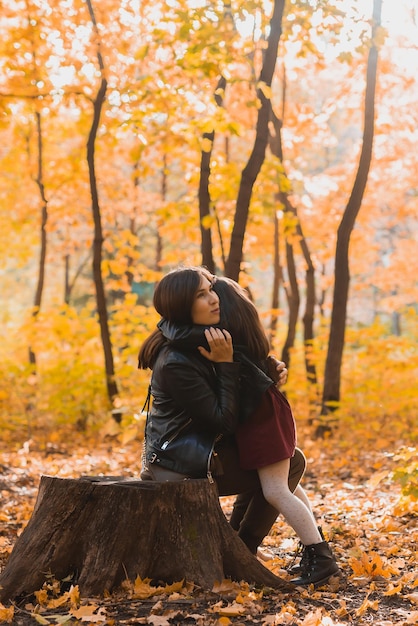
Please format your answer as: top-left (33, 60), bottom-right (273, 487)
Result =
top-left (0, 434), bottom-right (417, 625)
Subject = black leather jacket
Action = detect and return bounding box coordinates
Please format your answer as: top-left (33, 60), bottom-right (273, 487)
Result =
top-left (157, 320), bottom-right (275, 418)
top-left (143, 321), bottom-right (242, 478)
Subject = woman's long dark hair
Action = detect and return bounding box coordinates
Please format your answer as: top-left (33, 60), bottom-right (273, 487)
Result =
top-left (213, 277), bottom-right (270, 362)
top-left (138, 266), bottom-right (213, 369)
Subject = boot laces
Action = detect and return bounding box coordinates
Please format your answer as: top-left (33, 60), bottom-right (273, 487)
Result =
top-left (289, 540), bottom-right (310, 572)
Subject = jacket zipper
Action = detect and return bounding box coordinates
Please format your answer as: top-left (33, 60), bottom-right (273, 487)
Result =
top-left (161, 419), bottom-right (192, 450)
top-left (206, 440), bottom-right (215, 484)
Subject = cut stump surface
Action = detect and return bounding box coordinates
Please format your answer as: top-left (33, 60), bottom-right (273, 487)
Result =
top-left (0, 475), bottom-right (292, 601)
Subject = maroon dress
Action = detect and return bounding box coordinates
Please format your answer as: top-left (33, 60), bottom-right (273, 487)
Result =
top-left (236, 385), bottom-right (296, 470)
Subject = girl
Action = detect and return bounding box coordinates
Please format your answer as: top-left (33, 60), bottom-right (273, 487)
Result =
top-left (212, 276), bottom-right (339, 587)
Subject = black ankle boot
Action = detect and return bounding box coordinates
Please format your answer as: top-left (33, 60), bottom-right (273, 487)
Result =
top-left (290, 540), bottom-right (339, 587)
top-left (288, 526), bottom-right (325, 575)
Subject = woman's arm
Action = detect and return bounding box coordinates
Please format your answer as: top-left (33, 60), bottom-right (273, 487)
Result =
top-left (162, 356), bottom-right (241, 435)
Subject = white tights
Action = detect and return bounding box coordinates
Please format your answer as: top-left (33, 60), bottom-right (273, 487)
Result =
top-left (258, 458), bottom-right (323, 546)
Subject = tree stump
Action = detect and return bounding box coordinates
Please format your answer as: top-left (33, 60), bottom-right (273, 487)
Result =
top-left (0, 475), bottom-right (292, 601)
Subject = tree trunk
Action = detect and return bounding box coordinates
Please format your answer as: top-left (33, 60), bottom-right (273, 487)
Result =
top-left (28, 111), bottom-right (48, 369)
top-left (269, 211), bottom-right (281, 342)
top-left (85, 0), bottom-right (119, 416)
top-left (281, 193), bottom-right (317, 384)
top-left (199, 75), bottom-right (227, 273)
top-left (225, 0), bottom-right (285, 281)
top-left (319, 0), bottom-right (381, 433)
top-left (269, 107), bottom-right (318, 385)
top-left (281, 240), bottom-right (299, 368)
top-left (0, 476), bottom-right (291, 602)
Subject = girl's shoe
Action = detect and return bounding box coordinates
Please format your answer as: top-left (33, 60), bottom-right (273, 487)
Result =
top-left (290, 540), bottom-right (339, 587)
top-left (288, 526), bottom-right (325, 575)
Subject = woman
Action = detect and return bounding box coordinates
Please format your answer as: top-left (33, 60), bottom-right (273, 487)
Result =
top-left (138, 266), bottom-right (238, 481)
top-left (212, 276), bottom-right (339, 587)
top-left (138, 266), bottom-right (306, 558)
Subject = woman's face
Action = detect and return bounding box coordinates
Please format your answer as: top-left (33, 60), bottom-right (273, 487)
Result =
top-left (191, 275), bottom-right (220, 325)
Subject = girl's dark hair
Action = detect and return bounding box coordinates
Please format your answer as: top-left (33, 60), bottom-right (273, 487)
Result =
top-left (138, 266), bottom-right (213, 369)
top-left (213, 277), bottom-right (270, 362)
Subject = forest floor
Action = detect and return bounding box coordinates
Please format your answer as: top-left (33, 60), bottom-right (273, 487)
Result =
top-left (0, 431), bottom-right (416, 626)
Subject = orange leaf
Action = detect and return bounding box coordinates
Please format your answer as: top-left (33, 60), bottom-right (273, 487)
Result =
top-left (70, 604), bottom-right (107, 622)
top-left (0, 604), bottom-right (14, 623)
top-left (216, 602), bottom-right (247, 617)
top-left (384, 582), bottom-right (403, 595)
top-left (300, 608), bottom-right (324, 625)
top-left (34, 588), bottom-right (49, 606)
top-left (355, 597), bottom-right (379, 617)
top-left (349, 551), bottom-right (397, 579)
top-left (406, 592), bottom-right (418, 605)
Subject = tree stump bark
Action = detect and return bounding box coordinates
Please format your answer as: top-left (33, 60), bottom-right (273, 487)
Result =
top-left (0, 475), bottom-right (292, 601)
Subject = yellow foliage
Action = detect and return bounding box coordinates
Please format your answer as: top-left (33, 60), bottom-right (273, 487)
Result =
top-left (257, 81), bottom-right (272, 99)
top-left (201, 137), bottom-right (214, 153)
top-left (47, 585), bottom-right (80, 609)
top-left (349, 550), bottom-right (398, 579)
top-left (131, 576), bottom-right (185, 599)
top-left (215, 602), bottom-right (247, 617)
top-left (70, 603), bottom-right (107, 621)
top-left (34, 588), bottom-right (49, 606)
top-left (0, 604), bottom-right (14, 623)
top-left (355, 597), bottom-right (379, 617)
top-left (384, 582), bottom-right (403, 595)
top-left (211, 580), bottom-right (242, 594)
top-left (201, 214), bottom-right (216, 229)
top-left (300, 608), bottom-right (325, 625)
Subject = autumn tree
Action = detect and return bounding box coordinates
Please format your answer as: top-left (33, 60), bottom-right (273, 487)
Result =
top-left (320, 0), bottom-right (383, 430)
top-left (0, 2), bottom-right (55, 368)
top-left (0, 0), bottom-right (416, 439)
top-left (83, 0), bottom-right (119, 415)
top-left (199, 75), bottom-right (227, 274)
top-left (225, 0), bottom-right (286, 281)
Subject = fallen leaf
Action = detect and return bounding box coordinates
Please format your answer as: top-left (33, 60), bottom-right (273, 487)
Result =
top-left (34, 588), bottom-right (49, 606)
top-left (132, 576), bottom-right (184, 599)
top-left (406, 592), bottom-right (418, 605)
top-left (216, 602), bottom-right (247, 617)
top-left (212, 580), bottom-right (242, 594)
top-left (43, 614), bottom-right (73, 624)
top-left (355, 597), bottom-right (379, 617)
top-left (367, 470), bottom-right (389, 487)
top-left (0, 604), bottom-right (15, 623)
top-left (70, 604), bottom-right (107, 622)
top-left (300, 608), bottom-right (323, 625)
top-left (349, 551), bottom-right (398, 579)
top-left (384, 582), bottom-right (403, 595)
top-left (146, 616), bottom-right (170, 626)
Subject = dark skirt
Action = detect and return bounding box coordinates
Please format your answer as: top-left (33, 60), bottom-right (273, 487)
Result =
top-left (236, 385), bottom-right (296, 470)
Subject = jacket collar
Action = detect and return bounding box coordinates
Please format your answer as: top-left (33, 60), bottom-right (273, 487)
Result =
top-left (157, 319), bottom-right (210, 351)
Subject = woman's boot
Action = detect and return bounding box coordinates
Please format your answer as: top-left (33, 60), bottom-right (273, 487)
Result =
top-left (290, 541), bottom-right (339, 587)
top-left (288, 526), bottom-right (325, 575)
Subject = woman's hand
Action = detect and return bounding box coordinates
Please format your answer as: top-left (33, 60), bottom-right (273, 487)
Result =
top-left (275, 363), bottom-right (288, 387)
top-left (198, 328), bottom-right (234, 363)
top-left (267, 355), bottom-right (288, 386)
